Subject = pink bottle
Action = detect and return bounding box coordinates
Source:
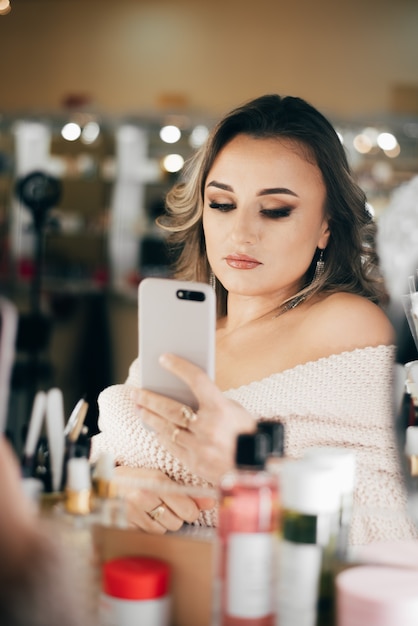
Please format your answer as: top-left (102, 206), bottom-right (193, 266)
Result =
top-left (217, 432), bottom-right (280, 626)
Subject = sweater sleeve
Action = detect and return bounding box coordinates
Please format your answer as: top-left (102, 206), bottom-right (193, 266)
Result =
top-left (90, 357), bottom-right (218, 526)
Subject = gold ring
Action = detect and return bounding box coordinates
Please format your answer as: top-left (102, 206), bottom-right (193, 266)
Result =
top-left (181, 405), bottom-right (198, 427)
top-left (148, 504), bottom-right (165, 521)
top-left (172, 427), bottom-right (181, 444)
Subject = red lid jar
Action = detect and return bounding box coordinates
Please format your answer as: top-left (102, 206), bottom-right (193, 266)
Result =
top-left (100, 556), bottom-right (171, 626)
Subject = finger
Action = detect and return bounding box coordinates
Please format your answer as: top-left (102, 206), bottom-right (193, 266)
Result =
top-left (193, 496), bottom-right (217, 510)
top-left (138, 407), bottom-right (191, 445)
top-left (125, 495), bottom-right (184, 533)
top-left (155, 417), bottom-right (197, 454)
top-left (148, 503), bottom-right (184, 532)
top-left (132, 388), bottom-right (192, 430)
top-left (159, 353), bottom-right (223, 406)
top-left (161, 493), bottom-right (202, 524)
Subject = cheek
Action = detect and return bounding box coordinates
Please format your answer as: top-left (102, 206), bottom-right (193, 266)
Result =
top-left (202, 213), bottom-right (218, 250)
top-left (267, 227), bottom-right (317, 268)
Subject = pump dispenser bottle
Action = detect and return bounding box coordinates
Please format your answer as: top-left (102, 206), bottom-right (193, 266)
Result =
top-left (217, 431), bottom-right (279, 626)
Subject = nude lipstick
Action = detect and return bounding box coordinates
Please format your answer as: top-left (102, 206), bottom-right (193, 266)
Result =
top-left (225, 254), bottom-right (262, 270)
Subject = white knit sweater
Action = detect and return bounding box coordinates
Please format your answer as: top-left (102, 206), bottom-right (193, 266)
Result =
top-left (91, 345), bottom-right (417, 545)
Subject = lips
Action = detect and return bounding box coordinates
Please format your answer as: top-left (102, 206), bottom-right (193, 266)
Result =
top-left (225, 254), bottom-right (262, 270)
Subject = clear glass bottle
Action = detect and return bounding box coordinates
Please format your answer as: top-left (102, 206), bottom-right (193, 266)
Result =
top-left (217, 432), bottom-right (280, 626)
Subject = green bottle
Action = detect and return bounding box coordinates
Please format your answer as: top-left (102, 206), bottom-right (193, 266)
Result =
top-left (277, 458), bottom-right (341, 626)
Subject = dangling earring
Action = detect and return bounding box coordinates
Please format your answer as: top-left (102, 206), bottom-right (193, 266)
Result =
top-left (209, 270), bottom-right (216, 290)
top-left (313, 249), bottom-right (325, 281)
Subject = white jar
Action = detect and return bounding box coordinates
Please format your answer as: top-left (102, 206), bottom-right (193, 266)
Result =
top-left (100, 556), bottom-right (171, 626)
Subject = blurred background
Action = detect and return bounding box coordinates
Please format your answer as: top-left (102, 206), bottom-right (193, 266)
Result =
top-left (0, 0), bottom-right (417, 452)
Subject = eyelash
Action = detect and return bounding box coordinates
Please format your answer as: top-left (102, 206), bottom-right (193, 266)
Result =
top-left (209, 202), bottom-right (292, 219)
top-left (209, 202), bottom-right (235, 211)
top-left (260, 208), bottom-right (292, 219)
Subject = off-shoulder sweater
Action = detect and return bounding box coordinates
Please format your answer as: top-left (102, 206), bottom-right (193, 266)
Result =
top-left (91, 345), bottom-right (417, 546)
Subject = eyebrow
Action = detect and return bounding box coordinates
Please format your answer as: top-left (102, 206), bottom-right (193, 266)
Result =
top-left (206, 180), bottom-right (299, 198)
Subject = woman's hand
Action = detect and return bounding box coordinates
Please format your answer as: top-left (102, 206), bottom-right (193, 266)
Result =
top-left (130, 353), bottom-right (256, 483)
top-left (114, 466), bottom-right (216, 534)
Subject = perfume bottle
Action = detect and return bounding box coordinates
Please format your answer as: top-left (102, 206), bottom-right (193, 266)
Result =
top-left (217, 431), bottom-right (279, 626)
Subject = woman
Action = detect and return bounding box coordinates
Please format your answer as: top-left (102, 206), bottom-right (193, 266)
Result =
top-left (92, 94), bottom-right (416, 545)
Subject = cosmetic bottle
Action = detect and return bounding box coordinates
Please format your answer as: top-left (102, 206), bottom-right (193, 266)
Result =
top-left (32, 435), bottom-right (53, 492)
top-left (93, 451), bottom-right (116, 497)
top-left (100, 556), bottom-right (171, 626)
top-left (405, 426), bottom-right (418, 477)
top-left (217, 431), bottom-right (279, 626)
top-left (256, 421), bottom-right (285, 545)
top-left (65, 456), bottom-right (93, 516)
top-left (256, 421), bottom-right (285, 475)
top-left (277, 458), bottom-right (341, 626)
top-left (398, 388), bottom-right (414, 430)
top-left (93, 451), bottom-right (127, 527)
top-left (61, 424), bottom-right (92, 491)
top-left (56, 456), bottom-right (101, 623)
top-left (303, 446), bottom-right (356, 561)
top-left (405, 361), bottom-right (418, 426)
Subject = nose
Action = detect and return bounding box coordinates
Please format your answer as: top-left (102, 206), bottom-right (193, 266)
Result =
top-left (229, 208), bottom-right (257, 245)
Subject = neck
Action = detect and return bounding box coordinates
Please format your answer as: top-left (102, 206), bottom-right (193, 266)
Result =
top-left (219, 292), bottom-right (306, 331)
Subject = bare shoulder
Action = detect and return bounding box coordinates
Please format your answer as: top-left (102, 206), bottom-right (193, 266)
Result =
top-left (303, 292), bottom-right (395, 354)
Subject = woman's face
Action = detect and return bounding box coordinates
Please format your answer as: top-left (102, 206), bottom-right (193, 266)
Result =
top-left (202, 134), bottom-right (330, 301)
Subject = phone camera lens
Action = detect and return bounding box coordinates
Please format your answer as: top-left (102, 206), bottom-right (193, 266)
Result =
top-left (176, 289), bottom-right (205, 302)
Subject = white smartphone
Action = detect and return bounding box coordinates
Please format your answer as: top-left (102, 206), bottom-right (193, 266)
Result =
top-left (138, 277), bottom-right (216, 409)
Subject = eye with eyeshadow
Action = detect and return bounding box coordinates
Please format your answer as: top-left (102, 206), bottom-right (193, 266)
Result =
top-left (260, 207), bottom-right (292, 219)
top-left (209, 201), bottom-right (236, 211)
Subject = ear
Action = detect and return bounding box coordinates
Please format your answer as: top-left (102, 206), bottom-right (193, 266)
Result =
top-left (318, 221), bottom-right (330, 250)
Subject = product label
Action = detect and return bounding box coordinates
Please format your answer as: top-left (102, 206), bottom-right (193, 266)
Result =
top-left (99, 593), bottom-right (170, 626)
top-left (277, 540), bottom-right (322, 626)
top-left (226, 532), bottom-right (275, 618)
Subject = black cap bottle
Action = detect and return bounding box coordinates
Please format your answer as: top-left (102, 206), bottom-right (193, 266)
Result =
top-left (217, 431), bottom-right (279, 625)
top-left (257, 420), bottom-right (285, 476)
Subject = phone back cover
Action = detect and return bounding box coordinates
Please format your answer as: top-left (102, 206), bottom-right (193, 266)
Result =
top-left (138, 278), bottom-right (216, 409)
